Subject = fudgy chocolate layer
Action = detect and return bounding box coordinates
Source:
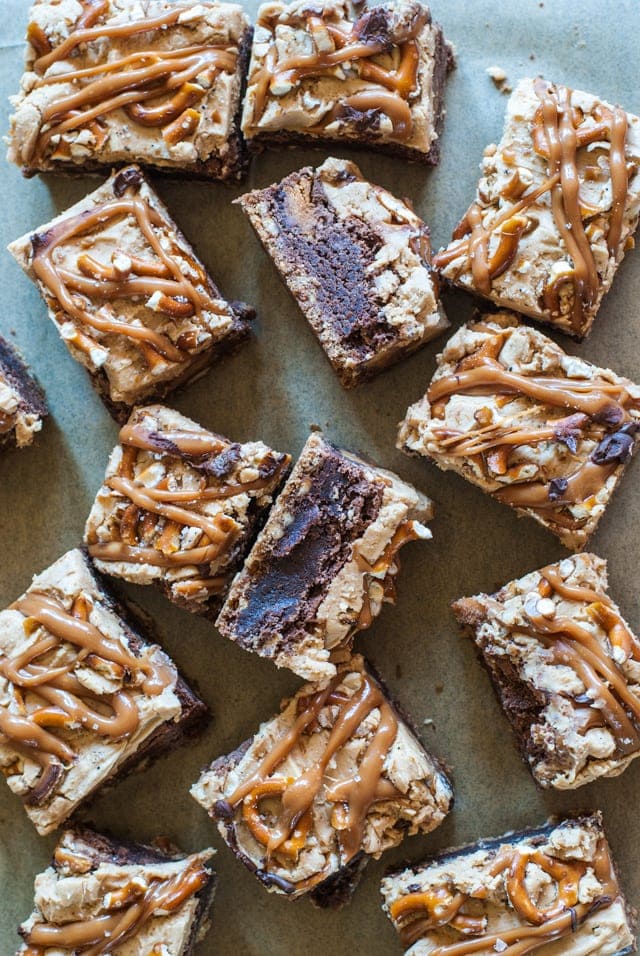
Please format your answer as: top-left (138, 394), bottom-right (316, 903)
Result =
top-left (218, 441), bottom-right (384, 656)
top-left (0, 334), bottom-right (47, 448)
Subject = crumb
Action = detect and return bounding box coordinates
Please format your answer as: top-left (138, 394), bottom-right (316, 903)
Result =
top-left (423, 718), bottom-right (435, 728)
top-left (309, 422), bottom-right (322, 431)
top-left (529, 53), bottom-right (536, 60)
top-left (486, 66), bottom-right (512, 95)
top-left (435, 683), bottom-right (444, 694)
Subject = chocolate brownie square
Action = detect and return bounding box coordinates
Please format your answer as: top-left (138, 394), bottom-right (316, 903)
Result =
top-left (238, 157), bottom-right (448, 387)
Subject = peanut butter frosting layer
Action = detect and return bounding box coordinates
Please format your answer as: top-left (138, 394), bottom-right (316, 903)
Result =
top-left (8, 167), bottom-right (249, 411)
top-left (8, 0), bottom-right (251, 180)
top-left (381, 814), bottom-right (635, 956)
top-left (18, 828), bottom-right (215, 955)
top-left (238, 157), bottom-right (448, 387)
top-left (241, 0), bottom-right (453, 160)
top-left (85, 404), bottom-right (290, 615)
top-left (216, 431), bottom-right (433, 681)
top-left (453, 554), bottom-right (640, 790)
top-left (434, 77), bottom-right (640, 339)
top-left (397, 312), bottom-right (640, 551)
top-left (192, 654), bottom-right (452, 905)
top-left (0, 549), bottom-right (183, 835)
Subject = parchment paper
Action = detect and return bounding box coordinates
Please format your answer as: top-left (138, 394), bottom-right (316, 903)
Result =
top-left (1, 1), bottom-right (639, 952)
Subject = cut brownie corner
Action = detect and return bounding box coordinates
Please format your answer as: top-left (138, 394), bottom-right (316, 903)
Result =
top-left (0, 547), bottom-right (208, 835)
top-left (8, 165), bottom-right (253, 419)
top-left (241, 1), bottom-right (454, 164)
top-left (9, 0), bottom-right (253, 183)
top-left (17, 827), bottom-right (216, 954)
top-left (215, 431), bottom-right (434, 681)
top-left (398, 311), bottom-right (640, 552)
top-left (85, 403), bottom-right (291, 618)
top-left (433, 77), bottom-right (640, 339)
top-left (453, 553), bottom-right (640, 790)
top-left (0, 333), bottom-right (47, 449)
top-left (238, 156), bottom-right (448, 389)
top-left (191, 652), bottom-right (452, 907)
top-left (381, 813), bottom-right (636, 956)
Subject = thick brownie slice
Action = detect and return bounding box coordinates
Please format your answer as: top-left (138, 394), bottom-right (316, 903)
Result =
top-left (8, 166), bottom-right (252, 421)
top-left (0, 334), bottom-right (47, 450)
top-left (241, 0), bottom-right (454, 163)
top-left (381, 813), bottom-right (635, 955)
top-left (238, 157), bottom-right (448, 387)
top-left (398, 311), bottom-right (640, 551)
top-left (85, 404), bottom-right (290, 618)
top-left (17, 827), bottom-right (216, 954)
top-left (216, 431), bottom-right (433, 680)
top-left (8, 0), bottom-right (252, 181)
top-left (0, 548), bottom-right (208, 835)
top-left (433, 78), bottom-right (640, 340)
top-left (453, 554), bottom-right (640, 790)
top-left (191, 653), bottom-right (452, 907)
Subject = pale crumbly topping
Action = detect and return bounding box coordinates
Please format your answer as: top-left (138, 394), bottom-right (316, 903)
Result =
top-left (398, 312), bottom-right (640, 550)
top-left (0, 376), bottom-right (42, 447)
top-left (18, 831), bottom-right (214, 956)
top-left (381, 818), bottom-right (634, 956)
top-left (8, 0), bottom-right (249, 172)
top-left (317, 157), bottom-right (448, 354)
top-left (241, 0), bottom-right (444, 154)
top-left (8, 172), bottom-right (235, 405)
top-left (0, 549), bottom-right (181, 834)
top-left (466, 553), bottom-right (640, 789)
top-left (192, 655), bottom-right (451, 895)
top-left (85, 404), bottom-right (284, 605)
top-left (437, 78), bottom-right (640, 334)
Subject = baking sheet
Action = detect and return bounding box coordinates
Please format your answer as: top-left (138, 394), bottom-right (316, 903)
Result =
top-left (1, 0), bottom-right (639, 952)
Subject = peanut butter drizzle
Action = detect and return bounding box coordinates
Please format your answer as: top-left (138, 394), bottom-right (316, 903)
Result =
top-left (522, 566), bottom-right (640, 755)
top-left (434, 81), bottom-right (630, 330)
top-left (227, 670), bottom-right (399, 873)
top-left (28, 4), bottom-right (238, 160)
top-left (250, 8), bottom-right (425, 140)
top-left (23, 857), bottom-right (208, 955)
top-left (427, 343), bottom-right (638, 523)
top-left (31, 192), bottom-right (222, 367)
top-left (391, 837), bottom-right (617, 954)
top-left (0, 590), bottom-right (173, 800)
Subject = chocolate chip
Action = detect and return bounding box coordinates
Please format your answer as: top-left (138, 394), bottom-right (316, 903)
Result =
top-left (552, 412), bottom-right (588, 454)
top-left (591, 422), bottom-right (639, 466)
top-left (548, 477), bottom-right (568, 500)
top-left (593, 402), bottom-right (625, 426)
top-left (213, 799), bottom-right (234, 819)
top-left (30, 230), bottom-right (53, 254)
top-left (352, 7), bottom-right (392, 49)
top-left (113, 167), bottom-right (143, 197)
top-left (336, 104), bottom-right (382, 133)
top-left (195, 444), bottom-right (242, 479)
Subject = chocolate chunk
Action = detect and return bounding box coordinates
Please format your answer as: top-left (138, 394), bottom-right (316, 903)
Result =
top-left (195, 443), bottom-right (242, 478)
top-left (112, 166), bottom-right (143, 197)
top-left (591, 423), bottom-right (639, 466)
top-left (593, 402), bottom-right (626, 426)
top-left (352, 8), bottom-right (393, 50)
top-left (548, 477), bottom-right (569, 500)
top-left (336, 104), bottom-right (382, 132)
top-left (552, 413), bottom-right (589, 454)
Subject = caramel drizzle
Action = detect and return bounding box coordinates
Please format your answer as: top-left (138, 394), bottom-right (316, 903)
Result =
top-left (390, 837), bottom-right (617, 954)
top-left (23, 857), bottom-right (208, 956)
top-left (0, 590), bottom-right (172, 803)
top-left (87, 418), bottom-right (287, 582)
top-left (433, 81), bottom-right (630, 330)
top-left (27, 3), bottom-right (238, 161)
top-left (427, 338), bottom-right (638, 528)
top-left (31, 194), bottom-right (220, 368)
top-left (226, 670), bottom-right (399, 880)
top-left (523, 566), bottom-right (640, 756)
top-left (250, 9), bottom-right (425, 140)
top-left (355, 520), bottom-right (424, 630)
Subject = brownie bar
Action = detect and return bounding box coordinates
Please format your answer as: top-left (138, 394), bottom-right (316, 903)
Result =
top-left (433, 77), bottom-right (640, 339)
top-left (191, 653), bottom-right (452, 907)
top-left (8, 0), bottom-right (252, 182)
top-left (241, 0), bottom-right (454, 163)
top-left (453, 554), bottom-right (640, 790)
top-left (85, 404), bottom-right (290, 618)
top-left (8, 167), bottom-right (252, 420)
top-left (0, 334), bottom-right (47, 449)
top-left (216, 431), bottom-right (433, 681)
top-left (397, 311), bottom-right (640, 551)
top-left (238, 157), bottom-right (448, 387)
top-left (381, 813), bottom-right (635, 955)
top-left (17, 827), bottom-right (216, 954)
top-left (0, 548), bottom-right (208, 835)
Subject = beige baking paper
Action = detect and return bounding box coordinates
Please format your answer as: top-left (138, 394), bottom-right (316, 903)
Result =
top-left (0, 0), bottom-right (639, 953)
